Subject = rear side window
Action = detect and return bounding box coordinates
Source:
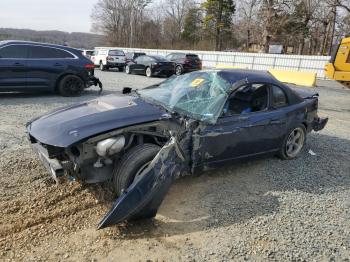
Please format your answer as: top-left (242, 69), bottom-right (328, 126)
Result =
top-left (186, 54), bottom-right (199, 59)
top-left (109, 50), bottom-right (124, 56)
top-left (135, 53), bottom-right (146, 58)
top-left (271, 85), bottom-right (288, 108)
top-left (175, 53), bottom-right (185, 59)
top-left (28, 46), bottom-right (74, 59)
top-left (0, 45), bottom-right (28, 59)
top-left (135, 56), bottom-right (145, 63)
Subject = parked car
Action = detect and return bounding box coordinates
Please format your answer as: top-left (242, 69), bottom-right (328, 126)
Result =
top-left (125, 55), bottom-right (175, 77)
top-left (82, 49), bottom-right (94, 59)
top-left (0, 40), bottom-right (101, 96)
top-left (92, 48), bottom-right (126, 71)
top-left (125, 52), bottom-right (146, 63)
top-left (166, 52), bottom-right (202, 75)
top-left (27, 69), bottom-right (328, 229)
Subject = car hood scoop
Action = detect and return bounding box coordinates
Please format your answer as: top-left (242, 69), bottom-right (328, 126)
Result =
top-left (27, 94), bottom-right (167, 147)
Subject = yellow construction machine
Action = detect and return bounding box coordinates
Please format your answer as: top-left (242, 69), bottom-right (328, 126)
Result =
top-left (325, 37), bottom-right (350, 87)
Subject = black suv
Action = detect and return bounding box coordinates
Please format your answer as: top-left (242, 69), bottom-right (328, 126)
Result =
top-left (0, 40), bottom-right (101, 96)
top-left (166, 53), bottom-right (202, 75)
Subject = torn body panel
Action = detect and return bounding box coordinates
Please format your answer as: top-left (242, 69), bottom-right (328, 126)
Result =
top-left (98, 120), bottom-right (196, 229)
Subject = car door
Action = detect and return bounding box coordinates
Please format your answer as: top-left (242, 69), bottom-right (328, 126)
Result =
top-left (132, 56), bottom-right (146, 74)
top-left (192, 83), bottom-right (288, 170)
top-left (26, 45), bottom-right (73, 90)
top-left (0, 44), bottom-right (28, 90)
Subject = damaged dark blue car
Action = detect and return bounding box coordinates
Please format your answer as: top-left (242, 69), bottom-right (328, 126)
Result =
top-left (26, 70), bottom-right (328, 229)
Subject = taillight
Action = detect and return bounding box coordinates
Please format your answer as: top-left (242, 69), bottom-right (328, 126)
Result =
top-left (85, 64), bottom-right (95, 69)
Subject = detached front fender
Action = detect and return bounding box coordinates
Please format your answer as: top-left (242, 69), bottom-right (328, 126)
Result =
top-left (98, 133), bottom-right (189, 229)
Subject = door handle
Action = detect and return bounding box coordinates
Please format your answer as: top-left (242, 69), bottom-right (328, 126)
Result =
top-left (13, 62), bottom-right (24, 67)
top-left (54, 63), bottom-right (63, 67)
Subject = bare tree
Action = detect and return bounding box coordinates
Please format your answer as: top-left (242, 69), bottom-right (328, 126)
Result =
top-left (239, 0), bottom-right (261, 50)
top-left (162, 0), bottom-right (195, 47)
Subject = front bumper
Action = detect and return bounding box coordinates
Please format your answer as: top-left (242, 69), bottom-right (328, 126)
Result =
top-left (313, 117), bottom-right (328, 132)
top-left (30, 143), bottom-right (64, 182)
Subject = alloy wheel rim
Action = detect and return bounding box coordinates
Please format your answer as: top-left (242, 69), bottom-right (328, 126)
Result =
top-left (126, 66), bottom-right (129, 74)
top-left (64, 78), bottom-right (82, 95)
top-left (146, 68), bottom-right (151, 77)
top-left (286, 127), bottom-right (305, 158)
top-left (176, 66), bottom-right (182, 75)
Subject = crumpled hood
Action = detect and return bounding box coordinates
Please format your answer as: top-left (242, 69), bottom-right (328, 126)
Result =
top-left (27, 94), bottom-right (167, 147)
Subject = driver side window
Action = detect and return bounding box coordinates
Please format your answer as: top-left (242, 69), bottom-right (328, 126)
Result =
top-left (223, 83), bottom-right (269, 116)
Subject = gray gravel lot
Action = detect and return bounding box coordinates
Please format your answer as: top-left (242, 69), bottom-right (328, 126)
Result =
top-left (0, 69), bottom-right (349, 261)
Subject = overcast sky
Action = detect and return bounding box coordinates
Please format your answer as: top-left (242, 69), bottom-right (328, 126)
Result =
top-left (0, 0), bottom-right (97, 33)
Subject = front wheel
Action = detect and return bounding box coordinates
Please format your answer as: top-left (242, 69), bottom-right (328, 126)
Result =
top-left (175, 65), bottom-right (183, 76)
top-left (278, 125), bottom-right (306, 160)
top-left (145, 67), bottom-right (152, 77)
top-left (125, 65), bottom-right (131, 74)
top-left (58, 75), bottom-right (84, 97)
top-left (112, 143), bottom-right (161, 196)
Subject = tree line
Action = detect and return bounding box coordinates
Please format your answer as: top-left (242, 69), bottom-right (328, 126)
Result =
top-left (91, 0), bottom-right (350, 55)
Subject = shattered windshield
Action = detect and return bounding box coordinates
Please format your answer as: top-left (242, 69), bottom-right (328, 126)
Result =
top-left (138, 71), bottom-right (231, 123)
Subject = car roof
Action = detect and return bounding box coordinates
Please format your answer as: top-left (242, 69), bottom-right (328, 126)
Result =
top-left (205, 69), bottom-right (280, 85)
top-left (0, 40), bottom-right (81, 53)
top-left (211, 69), bottom-right (303, 104)
top-left (148, 55), bottom-right (167, 60)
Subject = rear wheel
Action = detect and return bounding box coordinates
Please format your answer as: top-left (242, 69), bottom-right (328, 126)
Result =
top-left (278, 125), bottom-right (306, 160)
top-left (175, 65), bottom-right (183, 76)
top-left (99, 62), bottom-right (106, 71)
top-left (112, 143), bottom-right (160, 196)
top-left (145, 67), bottom-right (152, 77)
top-left (58, 75), bottom-right (84, 97)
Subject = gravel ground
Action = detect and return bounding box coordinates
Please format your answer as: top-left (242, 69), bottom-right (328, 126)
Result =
top-left (0, 70), bottom-right (349, 261)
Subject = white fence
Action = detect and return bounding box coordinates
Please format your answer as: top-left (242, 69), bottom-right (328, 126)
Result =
top-left (97, 47), bottom-right (331, 78)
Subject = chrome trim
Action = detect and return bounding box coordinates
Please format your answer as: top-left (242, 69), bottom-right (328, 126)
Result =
top-left (0, 43), bottom-right (79, 60)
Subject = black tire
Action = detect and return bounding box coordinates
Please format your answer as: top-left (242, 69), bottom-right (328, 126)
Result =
top-left (175, 65), bottom-right (183, 76)
top-left (58, 75), bottom-right (84, 97)
top-left (112, 143), bottom-right (160, 196)
top-left (99, 62), bottom-right (106, 71)
top-left (145, 67), bottom-right (152, 77)
top-left (278, 124), bottom-right (306, 160)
